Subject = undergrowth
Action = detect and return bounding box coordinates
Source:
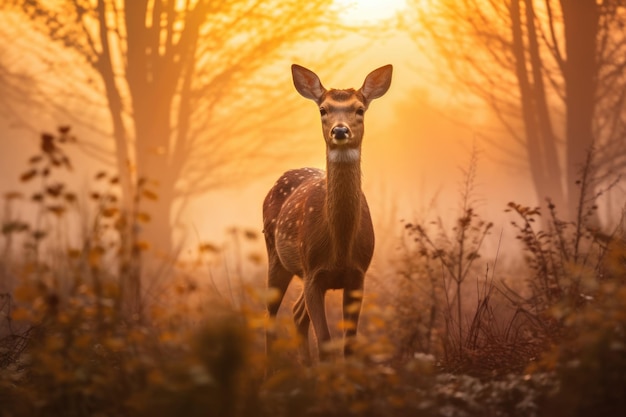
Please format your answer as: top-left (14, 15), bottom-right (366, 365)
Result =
top-left (0, 129), bottom-right (625, 416)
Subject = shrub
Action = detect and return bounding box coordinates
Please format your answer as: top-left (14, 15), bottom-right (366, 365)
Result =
top-left (2, 128), bottom-right (625, 417)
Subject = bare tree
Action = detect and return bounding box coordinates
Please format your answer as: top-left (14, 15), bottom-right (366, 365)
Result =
top-left (407, 0), bottom-right (626, 220)
top-left (1, 0), bottom-right (337, 256)
top-left (0, 0), bottom-right (342, 316)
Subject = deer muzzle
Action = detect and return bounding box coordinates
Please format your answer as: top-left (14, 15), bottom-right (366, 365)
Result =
top-left (331, 125), bottom-right (351, 143)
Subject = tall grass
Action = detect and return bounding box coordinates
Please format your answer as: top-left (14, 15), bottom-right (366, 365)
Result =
top-left (1, 129), bottom-right (625, 416)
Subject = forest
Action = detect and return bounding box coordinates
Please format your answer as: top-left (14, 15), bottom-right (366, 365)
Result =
top-left (1, 1), bottom-right (625, 416)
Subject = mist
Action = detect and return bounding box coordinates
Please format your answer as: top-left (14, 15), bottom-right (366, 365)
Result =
top-left (1, 2), bottom-right (625, 415)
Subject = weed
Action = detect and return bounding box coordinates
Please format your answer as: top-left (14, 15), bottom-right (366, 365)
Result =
top-left (1, 130), bottom-right (625, 416)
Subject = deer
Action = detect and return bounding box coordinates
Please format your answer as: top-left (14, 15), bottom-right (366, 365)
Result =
top-left (262, 63), bottom-right (392, 363)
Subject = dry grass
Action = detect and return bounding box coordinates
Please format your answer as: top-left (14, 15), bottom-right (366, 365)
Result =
top-left (1, 129), bottom-right (625, 416)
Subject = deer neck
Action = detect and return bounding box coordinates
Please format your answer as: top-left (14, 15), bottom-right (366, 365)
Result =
top-left (325, 148), bottom-right (362, 263)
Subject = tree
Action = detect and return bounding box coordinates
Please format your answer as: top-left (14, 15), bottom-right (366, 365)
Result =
top-left (407, 0), bottom-right (626, 221)
top-left (0, 0), bottom-right (339, 314)
top-left (2, 0), bottom-right (336, 256)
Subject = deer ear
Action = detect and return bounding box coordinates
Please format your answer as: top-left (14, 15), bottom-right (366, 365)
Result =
top-left (360, 65), bottom-right (393, 103)
top-left (292, 64), bottom-right (326, 102)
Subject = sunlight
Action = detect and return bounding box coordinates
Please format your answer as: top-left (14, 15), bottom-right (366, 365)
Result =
top-left (333, 0), bottom-right (407, 24)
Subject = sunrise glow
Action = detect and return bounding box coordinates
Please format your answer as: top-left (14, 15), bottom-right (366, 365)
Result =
top-left (333, 0), bottom-right (407, 24)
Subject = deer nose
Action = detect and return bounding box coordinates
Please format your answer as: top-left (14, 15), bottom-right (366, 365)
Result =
top-left (331, 126), bottom-right (350, 140)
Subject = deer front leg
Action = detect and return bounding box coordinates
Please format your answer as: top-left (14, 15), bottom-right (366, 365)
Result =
top-left (343, 274), bottom-right (364, 356)
top-left (303, 278), bottom-right (331, 360)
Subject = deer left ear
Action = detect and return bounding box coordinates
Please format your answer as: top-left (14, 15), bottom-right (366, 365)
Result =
top-left (292, 64), bottom-right (327, 103)
top-left (360, 65), bottom-right (393, 103)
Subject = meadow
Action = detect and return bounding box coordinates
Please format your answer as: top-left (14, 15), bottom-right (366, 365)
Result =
top-left (1, 128), bottom-right (625, 417)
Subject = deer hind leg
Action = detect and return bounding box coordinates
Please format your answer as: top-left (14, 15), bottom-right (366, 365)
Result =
top-left (265, 255), bottom-right (293, 358)
top-left (292, 291), bottom-right (311, 364)
top-left (304, 278), bottom-right (332, 360)
top-left (343, 272), bottom-right (364, 356)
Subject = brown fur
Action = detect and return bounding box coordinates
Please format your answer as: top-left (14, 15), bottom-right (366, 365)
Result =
top-left (263, 64), bottom-right (392, 363)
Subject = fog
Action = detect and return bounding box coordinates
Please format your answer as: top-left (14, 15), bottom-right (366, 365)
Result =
top-left (0, 2), bottom-right (622, 276)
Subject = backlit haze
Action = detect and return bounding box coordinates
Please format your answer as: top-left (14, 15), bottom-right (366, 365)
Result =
top-left (190, 2), bottom-right (527, 251)
top-left (0, 0), bottom-right (589, 273)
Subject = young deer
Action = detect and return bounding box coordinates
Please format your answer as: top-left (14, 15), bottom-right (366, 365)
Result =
top-left (263, 64), bottom-right (392, 362)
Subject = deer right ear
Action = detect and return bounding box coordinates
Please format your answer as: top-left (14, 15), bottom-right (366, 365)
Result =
top-left (292, 64), bottom-right (326, 103)
top-left (360, 65), bottom-right (393, 104)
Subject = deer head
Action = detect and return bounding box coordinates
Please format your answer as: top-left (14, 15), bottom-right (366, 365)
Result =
top-left (291, 64), bottom-right (392, 163)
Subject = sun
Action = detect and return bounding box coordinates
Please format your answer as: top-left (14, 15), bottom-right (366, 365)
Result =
top-left (333, 0), bottom-right (408, 24)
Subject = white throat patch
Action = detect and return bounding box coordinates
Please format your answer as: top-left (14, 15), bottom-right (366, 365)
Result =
top-left (328, 148), bottom-right (360, 163)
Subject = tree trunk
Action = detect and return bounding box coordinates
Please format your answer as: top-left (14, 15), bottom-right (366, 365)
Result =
top-left (524, 0), bottom-right (566, 210)
top-left (134, 107), bottom-right (176, 256)
top-left (124, 0), bottom-right (184, 256)
top-left (511, 0), bottom-right (565, 209)
top-left (561, 0), bottom-right (599, 219)
top-left (97, 0), bottom-right (139, 315)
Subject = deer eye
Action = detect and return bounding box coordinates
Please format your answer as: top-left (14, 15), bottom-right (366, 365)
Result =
top-left (356, 108), bottom-right (365, 116)
top-left (320, 107), bottom-right (327, 117)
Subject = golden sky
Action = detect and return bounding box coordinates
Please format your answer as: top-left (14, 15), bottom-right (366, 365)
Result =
top-left (0, 0), bottom-right (537, 262)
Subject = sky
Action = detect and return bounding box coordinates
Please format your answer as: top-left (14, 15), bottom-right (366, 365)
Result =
top-left (185, 2), bottom-right (534, 258)
top-left (0, 0), bottom-right (543, 268)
